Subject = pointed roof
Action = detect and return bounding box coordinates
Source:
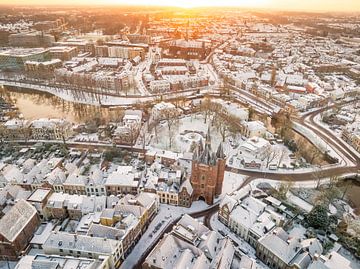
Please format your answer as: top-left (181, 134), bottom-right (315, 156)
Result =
top-left (180, 179), bottom-right (193, 195)
top-left (199, 143), bottom-right (212, 165)
top-left (216, 143), bottom-right (225, 159)
top-left (205, 126), bottom-right (211, 145)
top-left (198, 138), bottom-right (204, 154)
top-left (193, 146), bottom-right (199, 161)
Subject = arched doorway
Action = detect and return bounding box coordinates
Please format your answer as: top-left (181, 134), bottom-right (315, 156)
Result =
top-left (198, 196), bottom-right (206, 202)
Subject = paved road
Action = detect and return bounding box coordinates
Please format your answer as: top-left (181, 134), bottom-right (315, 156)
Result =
top-left (227, 100), bottom-right (359, 181)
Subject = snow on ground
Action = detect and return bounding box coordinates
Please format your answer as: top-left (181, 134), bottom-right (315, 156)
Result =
top-left (288, 224), bottom-right (307, 240)
top-left (339, 247), bottom-right (360, 269)
top-left (249, 177), bottom-right (335, 190)
top-left (287, 191), bottom-right (314, 213)
top-left (210, 213), bottom-right (269, 269)
top-left (149, 114), bottom-right (226, 152)
top-left (120, 201), bottom-right (208, 269)
top-left (313, 113), bottom-right (360, 159)
top-left (222, 171), bottom-right (247, 195)
top-left (73, 133), bottom-right (99, 143)
top-left (293, 121), bottom-right (345, 164)
top-left (0, 80), bottom-right (214, 107)
top-left (227, 140), bottom-right (298, 172)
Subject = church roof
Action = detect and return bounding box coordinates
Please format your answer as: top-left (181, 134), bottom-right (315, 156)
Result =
top-left (193, 127), bottom-right (224, 165)
top-left (216, 143), bottom-right (225, 159)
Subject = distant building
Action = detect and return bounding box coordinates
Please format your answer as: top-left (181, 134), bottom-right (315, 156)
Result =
top-left (151, 102), bottom-right (178, 121)
top-left (30, 118), bottom-right (73, 141)
top-left (126, 34), bottom-right (151, 44)
top-left (0, 119), bottom-right (31, 140)
top-left (48, 46), bottom-right (78, 61)
top-left (0, 48), bottom-right (50, 70)
top-left (9, 31), bottom-right (55, 47)
top-left (54, 39), bottom-right (95, 55)
top-left (24, 59), bottom-right (62, 72)
top-left (165, 39), bottom-right (208, 60)
top-left (149, 79), bottom-right (171, 93)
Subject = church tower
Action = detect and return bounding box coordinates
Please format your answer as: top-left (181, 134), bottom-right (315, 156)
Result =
top-left (190, 128), bottom-right (226, 205)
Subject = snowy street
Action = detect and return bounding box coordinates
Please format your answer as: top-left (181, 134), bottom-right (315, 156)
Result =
top-left (120, 201), bottom-right (208, 269)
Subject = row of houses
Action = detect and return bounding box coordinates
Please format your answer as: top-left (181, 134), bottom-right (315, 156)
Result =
top-left (0, 146), bottom-right (194, 206)
top-left (218, 186), bottom-right (354, 269)
top-left (0, 118), bottom-right (73, 141)
top-left (0, 189), bottom-right (159, 267)
top-left (149, 75), bottom-right (209, 93)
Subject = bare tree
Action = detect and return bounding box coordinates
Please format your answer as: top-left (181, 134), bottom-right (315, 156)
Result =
top-left (308, 147), bottom-right (322, 164)
top-left (213, 112), bottom-right (241, 142)
top-left (262, 147), bottom-right (279, 168)
top-left (159, 108), bottom-right (179, 149)
top-left (277, 148), bottom-right (287, 167)
top-left (126, 123), bottom-right (141, 150)
top-left (313, 167), bottom-right (326, 190)
top-left (316, 176), bottom-right (341, 206)
top-left (276, 178), bottom-right (294, 200)
top-left (199, 97), bottom-right (213, 124)
top-left (168, 125), bottom-right (178, 149)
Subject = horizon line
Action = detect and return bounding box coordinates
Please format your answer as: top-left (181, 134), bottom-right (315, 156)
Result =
top-left (0, 3), bottom-right (360, 14)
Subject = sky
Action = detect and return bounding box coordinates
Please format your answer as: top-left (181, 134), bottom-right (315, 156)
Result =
top-left (1, 0), bottom-right (360, 12)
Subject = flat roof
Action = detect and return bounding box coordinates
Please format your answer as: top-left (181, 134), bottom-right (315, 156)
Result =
top-left (28, 188), bottom-right (52, 202)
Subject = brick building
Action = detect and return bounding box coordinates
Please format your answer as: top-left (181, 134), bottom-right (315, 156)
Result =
top-left (190, 129), bottom-right (226, 205)
top-left (0, 199), bottom-right (40, 260)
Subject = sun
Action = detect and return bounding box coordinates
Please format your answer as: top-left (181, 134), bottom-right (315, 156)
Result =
top-left (102, 0), bottom-right (270, 8)
top-left (172, 0), bottom-right (270, 8)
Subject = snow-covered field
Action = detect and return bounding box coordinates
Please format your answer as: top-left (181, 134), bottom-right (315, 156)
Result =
top-left (222, 171), bottom-right (248, 195)
top-left (149, 114), bottom-right (231, 153)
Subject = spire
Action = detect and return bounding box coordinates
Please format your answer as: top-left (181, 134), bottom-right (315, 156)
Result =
top-left (199, 144), bottom-right (211, 165)
top-left (211, 152), bottom-right (217, 165)
top-left (216, 143), bottom-right (225, 159)
top-left (193, 145), bottom-right (199, 160)
top-left (198, 138), bottom-right (204, 154)
top-left (205, 126), bottom-right (211, 146)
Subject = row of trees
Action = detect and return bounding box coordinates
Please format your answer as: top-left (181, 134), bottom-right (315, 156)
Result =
top-left (272, 110), bottom-right (324, 165)
top-left (147, 97), bottom-right (244, 150)
top-left (199, 97), bottom-right (242, 142)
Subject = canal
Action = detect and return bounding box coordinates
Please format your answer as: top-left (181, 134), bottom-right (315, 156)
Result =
top-left (0, 86), bottom-right (125, 123)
